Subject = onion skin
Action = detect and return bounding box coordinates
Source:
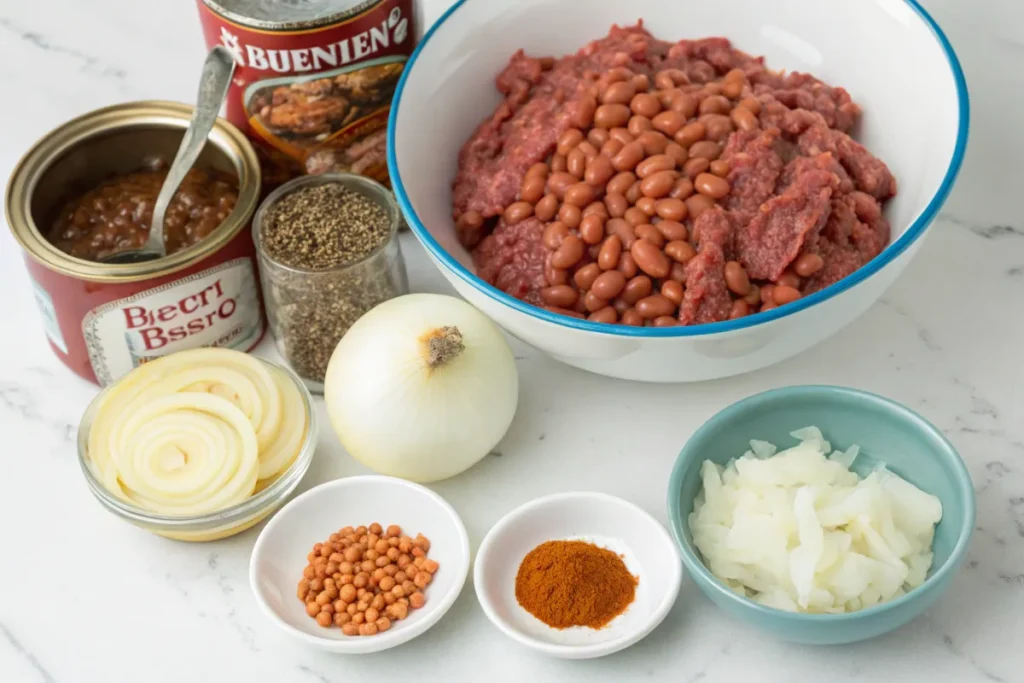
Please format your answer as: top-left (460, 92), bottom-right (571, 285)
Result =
top-left (324, 294), bottom-right (519, 483)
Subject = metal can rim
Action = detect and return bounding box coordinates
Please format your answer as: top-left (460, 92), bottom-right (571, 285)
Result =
top-left (200, 0), bottom-right (381, 32)
top-left (4, 100), bottom-right (262, 284)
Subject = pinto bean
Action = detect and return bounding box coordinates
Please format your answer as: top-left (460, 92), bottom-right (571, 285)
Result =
top-left (571, 94), bottom-right (597, 128)
top-left (635, 294), bottom-right (676, 319)
top-left (611, 141), bottom-right (645, 172)
top-left (621, 275), bottom-right (653, 304)
top-left (604, 192), bottom-right (628, 218)
top-left (634, 223), bottom-right (665, 247)
top-left (601, 80), bottom-right (637, 105)
top-left (694, 173), bottom-right (731, 200)
top-left (772, 285), bottom-right (802, 305)
top-left (731, 106), bottom-right (759, 131)
top-left (557, 129), bottom-right (585, 156)
top-left (584, 155), bottom-right (616, 186)
top-left (661, 280), bottom-right (684, 305)
top-left (580, 214), bottom-right (606, 245)
top-left (607, 171), bottom-right (637, 196)
top-left (636, 154), bottom-right (676, 179)
top-left (605, 215), bottom-right (636, 244)
top-left (640, 170), bottom-right (677, 199)
top-left (630, 92), bottom-right (662, 117)
top-left (551, 234), bottom-right (585, 269)
top-left (594, 103), bottom-right (631, 129)
top-left (597, 234), bottom-right (623, 270)
top-left (574, 262), bottom-right (602, 290)
top-left (535, 194), bottom-right (559, 221)
top-left (520, 175), bottom-right (546, 203)
top-left (558, 202), bottom-right (581, 228)
top-left (630, 239), bottom-right (671, 278)
top-left (504, 201), bottom-right (533, 224)
top-left (620, 308), bottom-right (644, 326)
top-left (588, 306), bottom-right (618, 324)
top-left (674, 121), bottom-right (706, 147)
top-left (547, 172), bottom-right (577, 200)
top-left (627, 115), bottom-right (653, 137)
top-left (655, 199), bottom-right (687, 223)
top-left (684, 193), bottom-right (715, 219)
top-left (793, 253), bottom-right (825, 277)
top-left (665, 240), bottom-right (697, 264)
top-left (683, 158), bottom-right (711, 179)
top-left (723, 261), bottom-right (751, 296)
top-left (542, 221), bottom-right (569, 249)
top-left (652, 110), bottom-right (687, 136)
top-left (540, 285), bottom-right (578, 308)
top-left (563, 183), bottom-right (597, 208)
top-left (591, 270), bottom-right (627, 300)
top-left (688, 140), bottom-right (722, 161)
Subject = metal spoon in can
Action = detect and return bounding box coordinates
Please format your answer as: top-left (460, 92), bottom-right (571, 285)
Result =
top-left (102, 46), bottom-right (236, 264)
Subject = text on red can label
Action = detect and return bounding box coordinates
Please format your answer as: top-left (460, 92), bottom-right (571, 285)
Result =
top-left (82, 258), bottom-right (264, 386)
top-left (217, 5), bottom-right (410, 72)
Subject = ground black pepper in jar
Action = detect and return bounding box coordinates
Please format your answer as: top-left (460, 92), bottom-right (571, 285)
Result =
top-left (253, 172), bottom-right (408, 390)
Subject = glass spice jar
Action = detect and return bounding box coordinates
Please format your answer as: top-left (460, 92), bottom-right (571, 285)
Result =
top-left (253, 172), bottom-right (408, 392)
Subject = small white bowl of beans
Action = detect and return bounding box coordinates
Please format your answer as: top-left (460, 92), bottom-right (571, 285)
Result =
top-left (249, 476), bottom-right (471, 654)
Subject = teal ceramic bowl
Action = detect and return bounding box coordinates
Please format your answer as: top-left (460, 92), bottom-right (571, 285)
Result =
top-left (667, 385), bottom-right (975, 645)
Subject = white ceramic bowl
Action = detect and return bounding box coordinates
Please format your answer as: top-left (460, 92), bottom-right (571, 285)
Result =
top-left (389, 0), bottom-right (968, 382)
top-left (474, 492), bottom-right (683, 659)
top-left (249, 476), bottom-right (470, 654)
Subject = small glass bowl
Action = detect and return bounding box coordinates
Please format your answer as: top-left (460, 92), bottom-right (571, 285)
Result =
top-left (76, 358), bottom-right (318, 542)
top-left (252, 172), bottom-right (409, 392)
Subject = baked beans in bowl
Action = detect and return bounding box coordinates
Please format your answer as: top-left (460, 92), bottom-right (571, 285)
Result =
top-left (389, 0), bottom-right (968, 382)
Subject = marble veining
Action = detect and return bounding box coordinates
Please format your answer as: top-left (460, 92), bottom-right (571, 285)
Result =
top-left (0, 17), bottom-right (128, 82)
top-left (0, 0), bottom-right (1022, 681)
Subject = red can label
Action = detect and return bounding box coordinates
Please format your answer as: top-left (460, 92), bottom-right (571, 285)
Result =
top-left (196, 0), bottom-right (416, 189)
top-left (23, 224), bottom-right (265, 387)
top-left (80, 258), bottom-right (263, 385)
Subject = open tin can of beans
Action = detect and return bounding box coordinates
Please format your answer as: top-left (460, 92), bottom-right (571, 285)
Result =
top-left (253, 172), bottom-right (408, 392)
top-left (5, 101), bottom-right (266, 386)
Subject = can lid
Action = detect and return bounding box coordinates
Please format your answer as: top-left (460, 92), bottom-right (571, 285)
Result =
top-left (4, 101), bottom-right (262, 283)
top-left (202, 0), bottom-right (377, 29)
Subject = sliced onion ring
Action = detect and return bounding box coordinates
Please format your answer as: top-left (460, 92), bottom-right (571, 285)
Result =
top-left (86, 348), bottom-right (308, 515)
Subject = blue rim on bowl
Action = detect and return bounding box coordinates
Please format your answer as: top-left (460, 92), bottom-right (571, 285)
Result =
top-left (665, 385), bottom-right (976, 624)
top-left (388, 0), bottom-right (970, 337)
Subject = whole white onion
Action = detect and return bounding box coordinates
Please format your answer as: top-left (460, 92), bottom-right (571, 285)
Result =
top-left (324, 294), bottom-right (519, 482)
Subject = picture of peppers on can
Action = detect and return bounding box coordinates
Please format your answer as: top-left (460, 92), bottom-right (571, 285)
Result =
top-left (244, 56), bottom-right (406, 186)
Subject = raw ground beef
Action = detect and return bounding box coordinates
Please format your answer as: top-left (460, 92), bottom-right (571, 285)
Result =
top-left (472, 217), bottom-right (548, 304)
top-left (736, 161), bottom-right (836, 281)
top-left (452, 27), bottom-right (662, 238)
top-left (679, 208), bottom-right (734, 325)
top-left (453, 23), bottom-right (896, 325)
top-left (721, 128), bottom-right (785, 222)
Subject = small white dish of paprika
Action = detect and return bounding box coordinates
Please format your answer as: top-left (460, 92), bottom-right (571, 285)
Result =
top-left (473, 491), bottom-right (682, 659)
top-left (249, 475), bottom-right (471, 654)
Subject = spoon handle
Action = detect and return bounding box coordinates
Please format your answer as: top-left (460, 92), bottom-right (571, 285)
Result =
top-left (145, 46), bottom-right (236, 254)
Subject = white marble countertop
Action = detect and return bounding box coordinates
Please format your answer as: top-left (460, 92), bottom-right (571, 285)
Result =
top-left (1, 0), bottom-right (1022, 681)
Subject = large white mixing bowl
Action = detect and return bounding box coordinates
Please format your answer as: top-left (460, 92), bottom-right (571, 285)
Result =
top-left (388, 0), bottom-right (968, 382)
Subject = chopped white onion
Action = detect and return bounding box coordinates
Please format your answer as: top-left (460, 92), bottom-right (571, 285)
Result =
top-left (689, 428), bottom-right (942, 613)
